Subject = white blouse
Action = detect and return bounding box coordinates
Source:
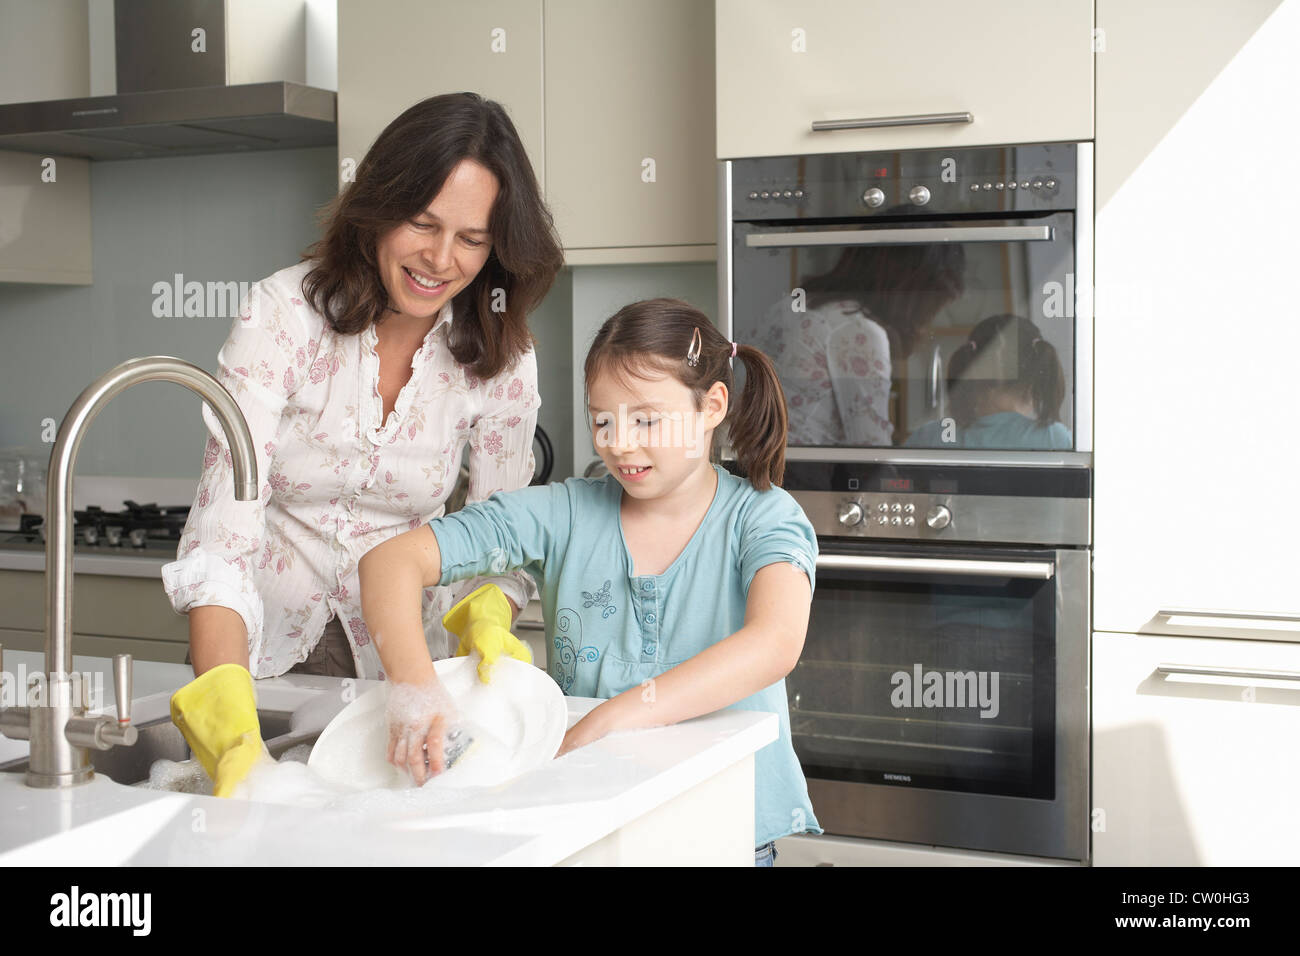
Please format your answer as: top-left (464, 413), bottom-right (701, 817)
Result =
top-left (162, 260), bottom-right (540, 679)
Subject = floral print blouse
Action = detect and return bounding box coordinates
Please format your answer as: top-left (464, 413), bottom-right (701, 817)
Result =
top-left (758, 299), bottom-right (894, 446)
top-left (161, 260), bottom-right (540, 679)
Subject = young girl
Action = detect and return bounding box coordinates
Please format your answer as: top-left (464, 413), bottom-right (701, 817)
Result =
top-left (358, 298), bottom-right (822, 865)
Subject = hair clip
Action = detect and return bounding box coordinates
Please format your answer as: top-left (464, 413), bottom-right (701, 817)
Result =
top-left (731, 341), bottom-right (739, 359)
top-left (686, 327), bottom-right (702, 367)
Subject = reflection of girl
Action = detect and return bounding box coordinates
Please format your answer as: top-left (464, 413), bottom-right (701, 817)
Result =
top-left (760, 237), bottom-right (965, 446)
top-left (907, 314), bottom-right (1071, 449)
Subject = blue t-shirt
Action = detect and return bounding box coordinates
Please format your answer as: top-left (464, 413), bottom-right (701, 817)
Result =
top-left (906, 411), bottom-right (1073, 450)
top-left (429, 464), bottom-right (823, 846)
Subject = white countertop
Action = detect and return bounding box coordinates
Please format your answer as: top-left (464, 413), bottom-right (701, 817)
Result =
top-left (0, 652), bottom-right (776, 866)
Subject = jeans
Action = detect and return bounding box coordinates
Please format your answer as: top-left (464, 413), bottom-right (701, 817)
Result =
top-left (754, 841), bottom-right (778, 867)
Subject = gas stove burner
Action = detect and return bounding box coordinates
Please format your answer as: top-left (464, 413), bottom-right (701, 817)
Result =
top-left (13, 500), bottom-right (191, 550)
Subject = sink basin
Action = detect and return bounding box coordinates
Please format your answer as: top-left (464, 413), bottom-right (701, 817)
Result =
top-left (0, 708), bottom-right (313, 786)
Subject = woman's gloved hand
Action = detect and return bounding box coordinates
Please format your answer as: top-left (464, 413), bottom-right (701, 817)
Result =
top-left (385, 678), bottom-right (460, 786)
top-left (443, 583), bottom-right (532, 683)
top-left (170, 663), bottom-right (267, 798)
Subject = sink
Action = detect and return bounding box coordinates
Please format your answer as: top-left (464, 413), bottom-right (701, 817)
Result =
top-left (0, 708), bottom-right (313, 786)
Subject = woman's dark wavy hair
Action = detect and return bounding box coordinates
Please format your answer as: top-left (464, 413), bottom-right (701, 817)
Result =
top-left (584, 298), bottom-right (788, 491)
top-left (302, 92), bottom-right (564, 379)
top-left (802, 206), bottom-right (966, 360)
top-left (947, 314), bottom-right (1066, 427)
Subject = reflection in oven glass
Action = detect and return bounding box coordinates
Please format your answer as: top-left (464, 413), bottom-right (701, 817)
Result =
top-left (790, 580), bottom-right (1054, 798)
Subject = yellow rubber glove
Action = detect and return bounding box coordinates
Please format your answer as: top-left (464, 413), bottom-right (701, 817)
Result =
top-left (443, 583), bottom-right (532, 683)
top-left (170, 663), bottom-right (265, 798)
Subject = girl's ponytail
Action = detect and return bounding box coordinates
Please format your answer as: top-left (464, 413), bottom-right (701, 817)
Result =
top-left (728, 345), bottom-right (787, 491)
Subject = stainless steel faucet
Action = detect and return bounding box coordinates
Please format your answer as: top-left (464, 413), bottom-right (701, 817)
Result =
top-left (0, 357), bottom-right (257, 788)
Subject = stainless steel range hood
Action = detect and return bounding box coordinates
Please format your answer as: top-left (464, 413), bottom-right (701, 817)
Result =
top-left (0, 0), bottom-right (336, 161)
top-left (0, 82), bottom-right (336, 160)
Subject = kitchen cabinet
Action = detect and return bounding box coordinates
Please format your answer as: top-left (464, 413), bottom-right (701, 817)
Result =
top-left (0, 567), bottom-right (187, 662)
top-left (337, 0), bottom-right (545, 190)
top-left (715, 0), bottom-right (1094, 159)
top-left (543, 0), bottom-right (715, 262)
top-left (1092, 631), bottom-right (1300, 866)
top-left (1092, 0), bottom-right (1298, 635)
top-left (0, 149), bottom-right (91, 285)
top-left (336, 0), bottom-right (714, 262)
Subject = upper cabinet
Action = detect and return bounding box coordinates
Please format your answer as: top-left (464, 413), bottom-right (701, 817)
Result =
top-left (1092, 1), bottom-right (1299, 636)
top-left (715, 0), bottom-right (1095, 158)
top-left (337, 0), bottom-right (545, 189)
top-left (0, 149), bottom-right (91, 285)
top-left (336, 0), bottom-right (714, 263)
top-left (543, 0), bottom-right (715, 261)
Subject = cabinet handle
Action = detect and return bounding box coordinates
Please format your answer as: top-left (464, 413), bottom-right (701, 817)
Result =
top-left (1156, 663), bottom-right (1300, 683)
top-left (811, 111), bottom-right (974, 132)
top-left (1148, 608), bottom-right (1300, 642)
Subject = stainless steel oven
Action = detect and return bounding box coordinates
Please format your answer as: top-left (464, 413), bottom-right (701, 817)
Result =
top-left (780, 461), bottom-right (1090, 862)
top-left (719, 143), bottom-right (1094, 861)
top-left (719, 142), bottom-right (1092, 464)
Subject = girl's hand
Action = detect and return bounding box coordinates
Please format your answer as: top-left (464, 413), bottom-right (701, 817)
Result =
top-left (385, 678), bottom-right (460, 786)
top-left (557, 705), bottom-right (615, 757)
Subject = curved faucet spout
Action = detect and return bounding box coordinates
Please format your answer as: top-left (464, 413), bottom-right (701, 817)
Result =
top-left (45, 357), bottom-right (258, 679)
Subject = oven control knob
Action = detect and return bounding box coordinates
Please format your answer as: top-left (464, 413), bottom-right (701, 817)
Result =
top-left (876, 515), bottom-right (889, 526)
top-left (837, 502), bottom-right (863, 527)
top-left (926, 505), bottom-right (952, 530)
top-left (861, 187), bottom-right (885, 208)
top-left (128, 528), bottom-right (149, 548)
top-left (909, 185), bottom-right (931, 205)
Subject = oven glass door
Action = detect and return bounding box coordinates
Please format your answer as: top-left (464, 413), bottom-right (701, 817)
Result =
top-left (732, 214), bottom-right (1077, 451)
top-left (792, 542), bottom-right (1058, 799)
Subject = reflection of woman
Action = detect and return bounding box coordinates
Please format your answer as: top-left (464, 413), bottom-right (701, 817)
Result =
top-left (163, 93), bottom-right (564, 681)
top-left (760, 237), bottom-right (965, 446)
top-left (906, 314), bottom-right (1071, 449)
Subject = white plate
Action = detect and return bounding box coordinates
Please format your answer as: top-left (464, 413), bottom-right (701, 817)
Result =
top-left (307, 656), bottom-right (567, 791)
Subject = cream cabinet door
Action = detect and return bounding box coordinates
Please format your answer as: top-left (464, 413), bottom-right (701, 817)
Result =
top-left (716, 0), bottom-right (1094, 158)
top-left (1093, 631), bottom-right (1300, 866)
top-left (0, 150), bottom-right (90, 285)
top-left (1092, 0), bottom-right (1299, 634)
top-left (337, 0), bottom-right (545, 188)
top-left (543, 0), bottom-right (715, 258)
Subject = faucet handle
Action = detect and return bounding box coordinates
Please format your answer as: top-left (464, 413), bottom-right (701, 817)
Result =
top-left (113, 654), bottom-right (132, 726)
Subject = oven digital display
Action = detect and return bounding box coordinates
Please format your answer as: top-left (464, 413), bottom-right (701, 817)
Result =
top-left (880, 478), bottom-right (912, 491)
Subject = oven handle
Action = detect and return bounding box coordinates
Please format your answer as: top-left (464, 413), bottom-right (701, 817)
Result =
top-left (1156, 663), bottom-right (1300, 683)
top-left (815, 554), bottom-right (1055, 580)
top-left (811, 111), bottom-right (974, 132)
top-left (745, 226), bottom-right (1054, 248)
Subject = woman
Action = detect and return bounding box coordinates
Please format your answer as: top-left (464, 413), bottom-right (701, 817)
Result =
top-left (163, 93), bottom-right (564, 695)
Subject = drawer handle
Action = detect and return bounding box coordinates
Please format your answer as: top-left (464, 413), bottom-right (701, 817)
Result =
top-left (811, 111), bottom-right (973, 132)
top-left (1156, 663), bottom-right (1300, 683)
top-left (1149, 608), bottom-right (1300, 641)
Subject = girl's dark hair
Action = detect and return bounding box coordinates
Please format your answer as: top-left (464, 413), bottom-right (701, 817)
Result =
top-left (947, 314), bottom-right (1065, 427)
top-left (802, 214), bottom-right (966, 360)
top-left (302, 92), bottom-right (564, 380)
top-left (584, 298), bottom-right (788, 491)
